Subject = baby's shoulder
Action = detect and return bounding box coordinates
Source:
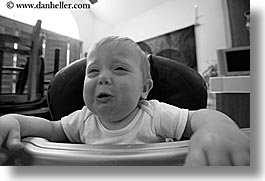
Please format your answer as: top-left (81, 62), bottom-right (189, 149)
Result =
top-left (80, 106), bottom-right (95, 120)
top-left (138, 100), bottom-right (164, 116)
top-left (63, 106), bottom-right (93, 121)
top-left (139, 100), bottom-right (185, 116)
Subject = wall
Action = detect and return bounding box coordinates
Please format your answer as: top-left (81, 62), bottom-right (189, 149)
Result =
top-left (71, 0), bottom-right (231, 74)
top-left (113, 0), bottom-right (229, 74)
top-left (70, 9), bottom-right (115, 55)
top-left (114, 0), bottom-right (196, 42)
top-left (194, 0), bottom-right (230, 74)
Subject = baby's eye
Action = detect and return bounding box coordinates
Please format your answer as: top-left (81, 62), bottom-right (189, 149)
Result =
top-left (114, 66), bottom-right (127, 71)
top-left (88, 68), bottom-right (99, 73)
top-left (113, 66), bottom-right (129, 74)
top-left (87, 68), bottom-right (99, 77)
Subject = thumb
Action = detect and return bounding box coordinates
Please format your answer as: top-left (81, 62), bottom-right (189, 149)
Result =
top-left (6, 130), bottom-right (24, 151)
top-left (184, 147), bottom-right (208, 166)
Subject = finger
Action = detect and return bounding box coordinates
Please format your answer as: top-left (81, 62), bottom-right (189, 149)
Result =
top-left (0, 136), bottom-right (4, 148)
top-left (231, 151), bottom-right (250, 166)
top-left (0, 148), bottom-right (12, 165)
top-left (184, 148), bottom-right (208, 166)
top-left (207, 149), bottom-right (232, 166)
top-left (231, 137), bottom-right (250, 166)
top-left (6, 130), bottom-right (24, 151)
top-left (0, 152), bottom-right (8, 165)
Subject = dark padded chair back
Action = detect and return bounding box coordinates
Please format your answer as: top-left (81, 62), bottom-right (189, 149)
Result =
top-left (47, 58), bottom-right (86, 120)
top-left (148, 55), bottom-right (207, 110)
top-left (47, 55), bottom-right (207, 120)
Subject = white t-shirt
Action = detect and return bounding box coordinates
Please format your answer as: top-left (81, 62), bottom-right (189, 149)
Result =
top-left (61, 100), bottom-right (189, 145)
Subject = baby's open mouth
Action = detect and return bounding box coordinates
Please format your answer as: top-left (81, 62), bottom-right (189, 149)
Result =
top-left (97, 93), bottom-right (112, 98)
top-left (96, 93), bottom-right (113, 103)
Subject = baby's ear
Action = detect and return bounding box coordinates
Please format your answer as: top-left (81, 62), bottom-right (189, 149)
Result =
top-left (141, 79), bottom-right (153, 99)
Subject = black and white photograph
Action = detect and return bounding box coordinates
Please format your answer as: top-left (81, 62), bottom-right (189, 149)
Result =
top-left (0, 0), bottom-right (262, 180)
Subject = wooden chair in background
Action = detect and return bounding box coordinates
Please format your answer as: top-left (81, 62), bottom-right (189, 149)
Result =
top-left (0, 20), bottom-right (47, 117)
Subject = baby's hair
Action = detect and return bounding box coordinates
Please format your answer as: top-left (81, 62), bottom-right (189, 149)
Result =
top-left (87, 36), bottom-right (152, 82)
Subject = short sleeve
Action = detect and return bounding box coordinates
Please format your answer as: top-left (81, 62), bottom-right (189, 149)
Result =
top-left (61, 107), bottom-right (88, 143)
top-left (151, 100), bottom-right (189, 140)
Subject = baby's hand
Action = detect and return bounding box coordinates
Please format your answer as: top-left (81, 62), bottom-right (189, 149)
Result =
top-left (184, 124), bottom-right (250, 166)
top-left (0, 115), bottom-right (24, 165)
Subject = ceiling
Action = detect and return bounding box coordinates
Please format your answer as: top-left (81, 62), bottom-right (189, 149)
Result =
top-left (87, 0), bottom-right (167, 26)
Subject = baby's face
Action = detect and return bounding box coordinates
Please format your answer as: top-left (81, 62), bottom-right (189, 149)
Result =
top-left (83, 42), bottom-right (145, 129)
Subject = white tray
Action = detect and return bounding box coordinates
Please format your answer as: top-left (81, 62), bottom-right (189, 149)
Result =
top-left (22, 138), bottom-right (189, 166)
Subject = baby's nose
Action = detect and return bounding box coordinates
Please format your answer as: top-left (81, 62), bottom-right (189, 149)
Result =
top-left (99, 79), bottom-right (111, 85)
top-left (98, 73), bottom-right (112, 85)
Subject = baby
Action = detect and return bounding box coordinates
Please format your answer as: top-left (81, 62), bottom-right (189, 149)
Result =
top-left (0, 36), bottom-right (249, 166)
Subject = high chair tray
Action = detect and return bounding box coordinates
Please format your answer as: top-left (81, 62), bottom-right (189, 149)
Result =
top-left (21, 128), bottom-right (249, 166)
top-left (22, 138), bottom-right (189, 166)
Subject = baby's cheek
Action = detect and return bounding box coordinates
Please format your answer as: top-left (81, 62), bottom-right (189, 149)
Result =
top-left (83, 81), bottom-right (96, 105)
top-left (120, 82), bottom-right (141, 103)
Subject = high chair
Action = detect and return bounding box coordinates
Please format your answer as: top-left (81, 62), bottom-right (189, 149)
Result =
top-left (3, 55), bottom-right (209, 165)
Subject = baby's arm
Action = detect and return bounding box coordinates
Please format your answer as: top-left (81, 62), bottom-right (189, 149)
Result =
top-left (183, 109), bottom-right (249, 166)
top-left (0, 114), bottom-right (68, 151)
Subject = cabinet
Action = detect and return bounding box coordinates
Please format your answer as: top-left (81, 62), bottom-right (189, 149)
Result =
top-left (226, 0), bottom-right (250, 47)
top-left (209, 76), bottom-right (250, 128)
